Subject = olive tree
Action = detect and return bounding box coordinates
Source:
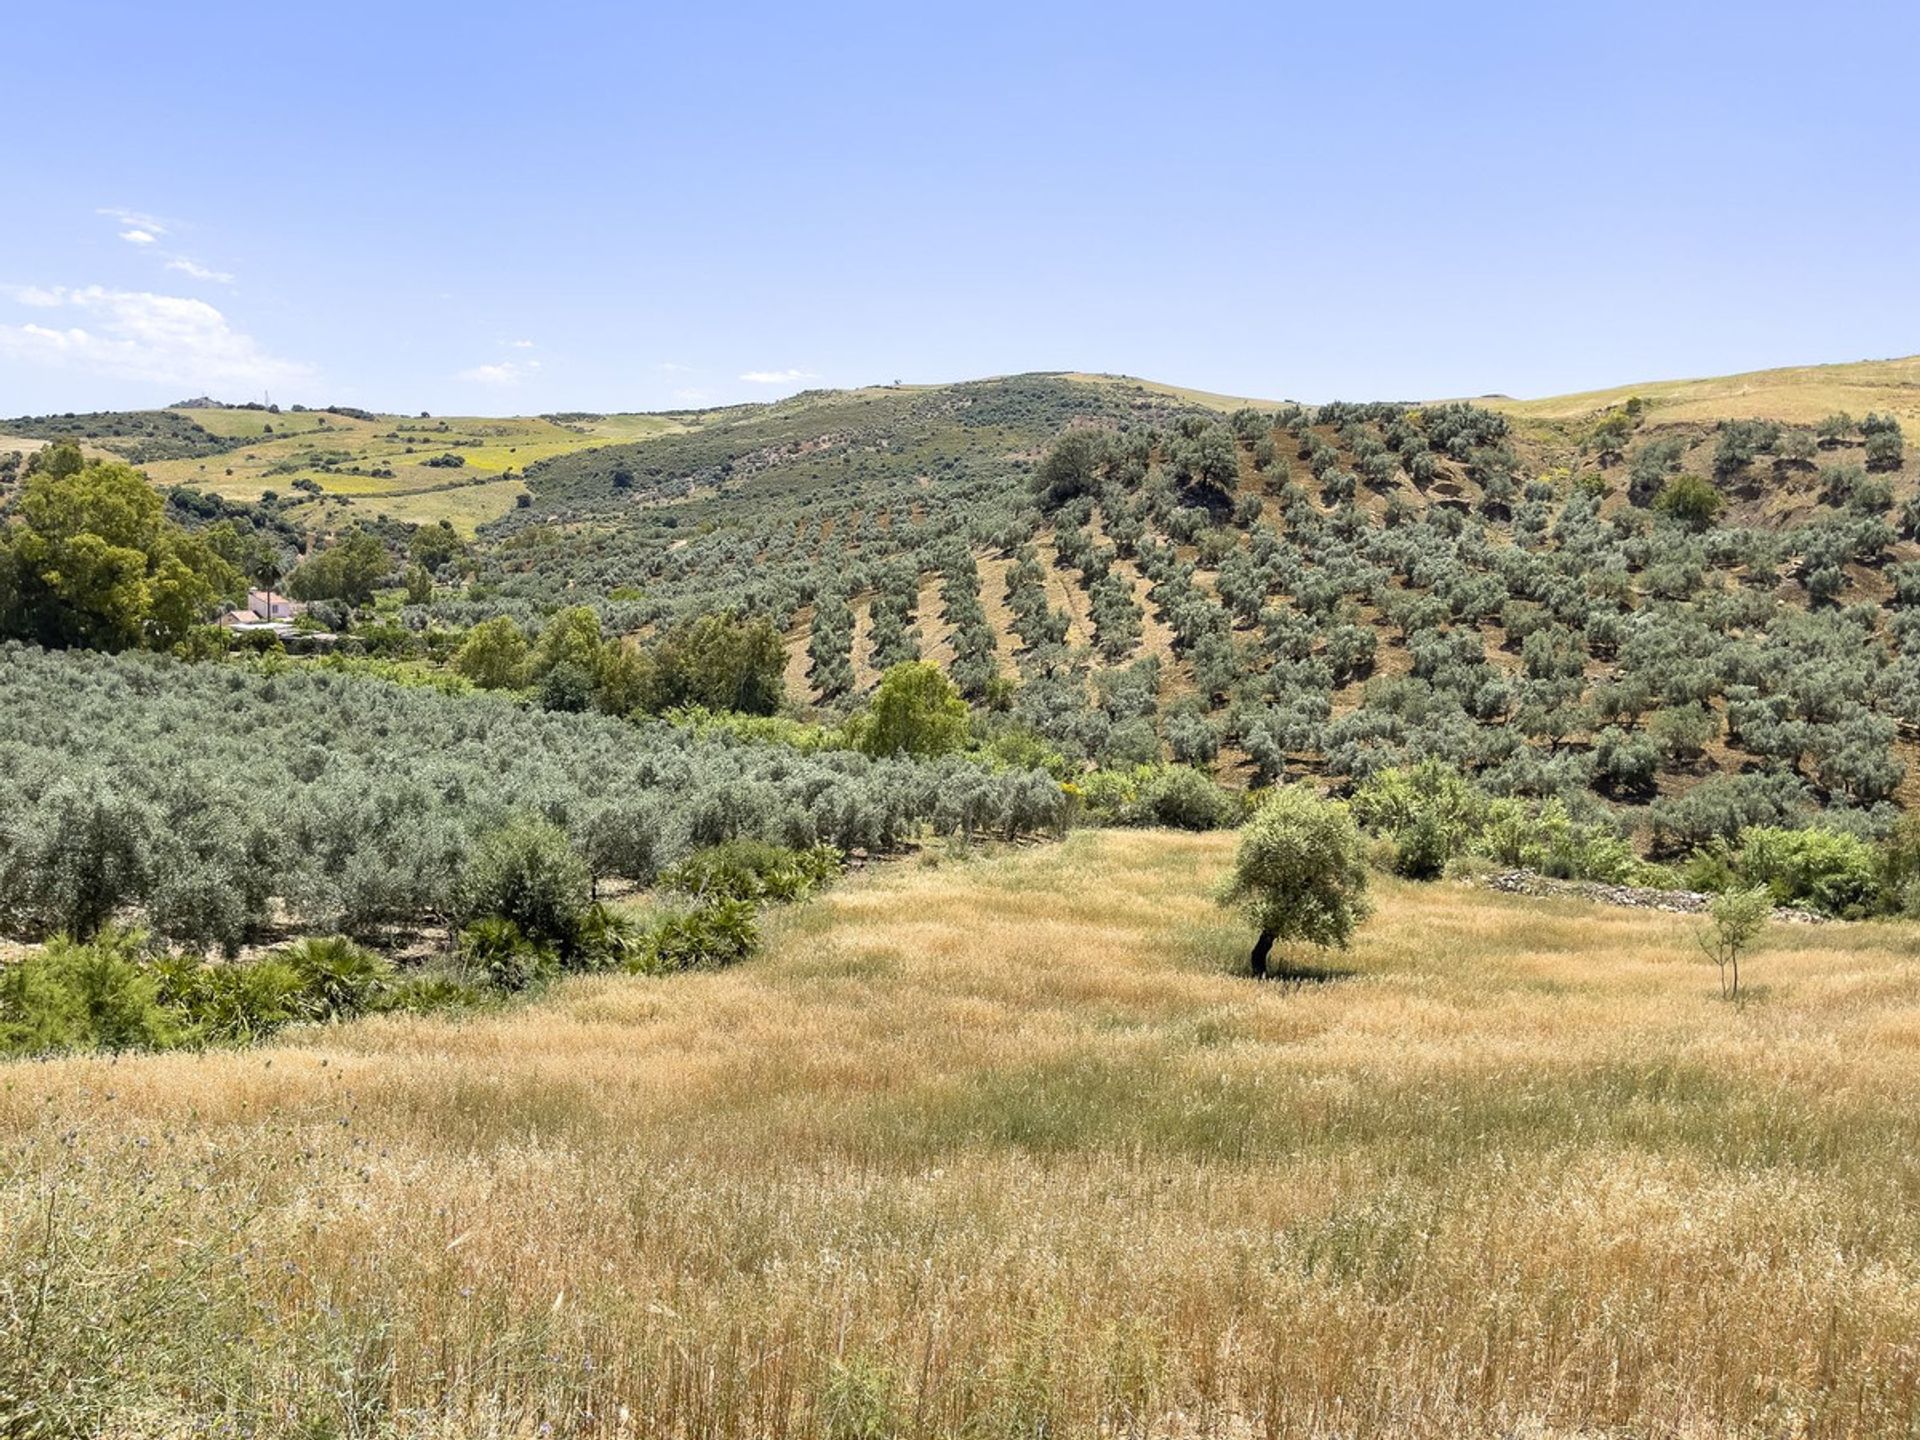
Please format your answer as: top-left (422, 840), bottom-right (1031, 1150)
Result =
top-left (1217, 785), bottom-right (1372, 978)
top-left (1698, 887), bottom-right (1768, 1000)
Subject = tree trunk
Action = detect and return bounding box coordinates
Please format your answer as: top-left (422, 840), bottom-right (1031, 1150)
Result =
top-left (1250, 929), bottom-right (1276, 979)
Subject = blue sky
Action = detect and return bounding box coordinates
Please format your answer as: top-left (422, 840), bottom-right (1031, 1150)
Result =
top-left (4, 1), bottom-right (1914, 416)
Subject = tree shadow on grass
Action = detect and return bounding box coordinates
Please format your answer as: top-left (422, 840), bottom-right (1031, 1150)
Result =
top-left (1259, 960), bottom-right (1357, 987)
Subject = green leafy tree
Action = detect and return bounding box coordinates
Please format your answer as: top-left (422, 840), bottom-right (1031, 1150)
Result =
top-left (287, 530), bottom-right (389, 606)
top-left (1034, 429), bottom-right (1106, 510)
top-left (1217, 786), bottom-right (1372, 978)
top-left (451, 615), bottom-right (531, 689)
top-left (409, 520), bottom-right (469, 573)
top-left (404, 562), bottom-right (433, 605)
top-left (0, 457), bottom-right (238, 650)
top-left (1698, 887), bottom-right (1768, 999)
top-left (1653, 474), bottom-right (1723, 531)
top-left (644, 612), bottom-right (786, 715)
top-left (857, 661), bottom-right (970, 758)
top-left (530, 605), bottom-right (606, 680)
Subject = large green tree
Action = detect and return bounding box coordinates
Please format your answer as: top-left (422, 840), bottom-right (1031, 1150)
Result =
top-left (1218, 786), bottom-right (1372, 978)
top-left (287, 530), bottom-right (390, 606)
top-left (857, 661), bottom-right (971, 758)
top-left (0, 453), bottom-right (237, 651)
top-left (645, 612), bottom-right (787, 715)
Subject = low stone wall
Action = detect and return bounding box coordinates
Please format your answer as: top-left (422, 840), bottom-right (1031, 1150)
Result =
top-left (1479, 870), bottom-right (1828, 925)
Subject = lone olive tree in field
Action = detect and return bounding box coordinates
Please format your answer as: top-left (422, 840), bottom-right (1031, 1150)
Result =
top-left (1699, 887), bottom-right (1769, 1000)
top-left (1218, 786), bottom-right (1372, 978)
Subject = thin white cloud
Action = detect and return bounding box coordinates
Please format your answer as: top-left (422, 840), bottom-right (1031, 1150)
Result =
top-left (120, 229), bottom-right (159, 247)
top-left (97, 207), bottom-right (170, 237)
top-left (506, 338), bottom-right (537, 349)
top-left (8, 285), bottom-right (65, 308)
top-left (165, 257), bottom-right (235, 284)
top-left (739, 368), bottom-right (819, 384)
top-left (0, 285), bottom-right (311, 394)
top-left (655, 360), bottom-right (694, 373)
top-left (459, 358), bottom-right (541, 385)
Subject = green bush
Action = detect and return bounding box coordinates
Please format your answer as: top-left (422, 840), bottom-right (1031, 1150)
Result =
top-left (152, 953), bottom-right (308, 1044)
top-left (458, 816), bottom-right (593, 951)
top-left (573, 901), bottom-right (645, 970)
top-left (459, 916), bottom-right (559, 992)
top-left (279, 935), bottom-right (394, 1019)
top-left (1735, 826), bottom-right (1878, 916)
top-left (1476, 798), bottom-right (1638, 883)
top-left (1134, 766), bottom-right (1236, 831)
top-left (1350, 760), bottom-right (1487, 879)
top-left (1070, 764), bottom-right (1235, 830)
top-left (661, 840), bottom-right (840, 904)
top-left (0, 929), bottom-right (178, 1057)
top-left (628, 899), bottom-right (760, 973)
top-left (376, 974), bottom-right (495, 1016)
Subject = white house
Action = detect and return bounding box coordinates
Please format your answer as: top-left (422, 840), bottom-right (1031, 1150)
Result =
top-left (246, 589), bottom-right (304, 621)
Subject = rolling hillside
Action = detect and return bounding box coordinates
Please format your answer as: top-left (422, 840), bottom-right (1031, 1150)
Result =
top-left (7, 359), bottom-right (1919, 857)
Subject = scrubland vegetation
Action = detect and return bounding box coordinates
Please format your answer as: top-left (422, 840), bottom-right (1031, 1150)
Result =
top-left (7, 831), bottom-right (1920, 1436)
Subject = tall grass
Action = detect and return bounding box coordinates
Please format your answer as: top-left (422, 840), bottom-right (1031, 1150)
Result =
top-left (5, 830), bottom-right (1920, 1436)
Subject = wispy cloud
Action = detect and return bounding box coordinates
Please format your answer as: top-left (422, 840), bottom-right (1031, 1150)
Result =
top-left (97, 207), bottom-right (170, 237)
top-left (165, 257), bottom-right (235, 284)
top-left (120, 229), bottom-right (159, 247)
top-left (739, 367), bottom-right (818, 384)
top-left (656, 360), bottom-right (695, 373)
top-left (0, 285), bottom-right (311, 394)
top-left (458, 358), bottom-right (541, 386)
top-left (506, 338), bottom-right (537, 349)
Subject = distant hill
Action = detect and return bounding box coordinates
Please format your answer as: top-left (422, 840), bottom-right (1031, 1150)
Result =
top-left (1484, 354), bottom-right (1920, 432)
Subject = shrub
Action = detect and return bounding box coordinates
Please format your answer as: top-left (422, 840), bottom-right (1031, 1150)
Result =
top-left (1350, 760), bottom-right (1487, 880)
top-left (458, 817), bottom-right (593, 951)
top-left (628, 899), bottom-right (760, 973)
top-left (459, 916), bottom-right (559, 992)
top-left (278, 935), bottom-right (395, 1020)
top-left (661, 840), bottom-right (840, 903)
top-left (0, 929), bottom-right (177, 1056)
top-left (1475, 798), bottom-right (1637, 883)
top-left (1735, 826), bottom-right (1877, 916)
top-left (572, 901), bottom-right (645, 970)
top-left (1217, 786), bottom-right (1372, 977)
top-left (378, 974), bottom-right (495, 1015)
top-left (152, 953), bottom-right (308, 1044)
top-left (1134, 766), bottom-right (1235, 831)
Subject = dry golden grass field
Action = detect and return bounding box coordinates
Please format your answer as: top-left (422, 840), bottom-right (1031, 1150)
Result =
top-left (7, 831), bottom-right (1920, 1438)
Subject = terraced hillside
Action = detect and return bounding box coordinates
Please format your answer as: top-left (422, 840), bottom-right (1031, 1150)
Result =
top-left (425, 368), bottom-right (1917, 851)
top-left (7, 362), bottom-right (1917, 859)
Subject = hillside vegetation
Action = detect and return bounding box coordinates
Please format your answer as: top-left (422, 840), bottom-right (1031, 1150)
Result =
top-left (429, 369), bottom-right (1920, 859)
top-left (8, 829), bottom-right (1919, 1436)
top-left (7, 362), bottom-right (1920, 889)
